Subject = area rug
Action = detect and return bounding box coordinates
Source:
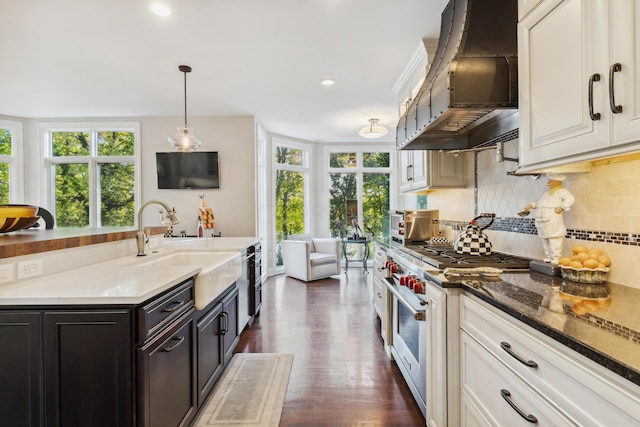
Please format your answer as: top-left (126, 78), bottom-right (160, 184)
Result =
top-left (193, 353), bottom-right (294, 427)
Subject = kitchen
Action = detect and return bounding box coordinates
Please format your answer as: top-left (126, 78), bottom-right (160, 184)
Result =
top-left (2, 0), bottom-right (640, 426)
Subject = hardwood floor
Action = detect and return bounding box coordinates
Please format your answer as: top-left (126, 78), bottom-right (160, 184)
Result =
top-left (235, 269), bottom-right (425, 426)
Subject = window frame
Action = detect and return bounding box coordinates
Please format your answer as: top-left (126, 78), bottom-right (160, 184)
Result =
top-left (41, 122), bottom-right (141, 228)
top-left (322, 145), bottom-right (395, 238)
top-left (0, 119), bottom-right (24, 203)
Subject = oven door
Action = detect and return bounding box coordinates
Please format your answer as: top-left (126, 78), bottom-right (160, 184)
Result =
top-left (387, 282), bottom-right (427, 416)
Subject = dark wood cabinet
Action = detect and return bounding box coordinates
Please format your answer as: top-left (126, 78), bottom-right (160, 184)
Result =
top-left (137, 309), bottom-right (197, 427)
top-left (196, 286), bottom-right (239, 406)
top-left (0, 311), bottom-right (42, 427)
top-left (43, 310), bottom-right (132, 427)
top-left (196, 302), bottom-right (223, 405)
top-left (1, 277), bottom-right (240, 427)
top-left (221, 287), bottom-right (239, 365)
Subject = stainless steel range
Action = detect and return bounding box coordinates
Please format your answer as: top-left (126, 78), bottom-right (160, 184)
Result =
top-left (402, 244), bottom-right (532, 271)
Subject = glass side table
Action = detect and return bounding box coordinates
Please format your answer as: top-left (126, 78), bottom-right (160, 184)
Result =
top-left (341, 238), bottom-right (371, 272)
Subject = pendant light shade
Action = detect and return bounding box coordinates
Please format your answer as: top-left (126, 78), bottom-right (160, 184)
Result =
top-left (168, 65), bottom-right (202, 152)
top-left (359, 118), bottom-right (388, 139)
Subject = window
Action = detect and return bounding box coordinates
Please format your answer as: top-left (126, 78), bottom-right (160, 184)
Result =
top-left (273, 142), bottom-right (309, 267)
top-left (327, 148), bottom-right (392, 259)
top-left (0, 120), bottom-right (23, 203)
top-left (43, 123), bottom-right (140, 228)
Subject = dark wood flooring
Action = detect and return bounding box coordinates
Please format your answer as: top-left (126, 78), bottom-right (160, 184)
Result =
top-left (235, 269), bottom-right (425, 426)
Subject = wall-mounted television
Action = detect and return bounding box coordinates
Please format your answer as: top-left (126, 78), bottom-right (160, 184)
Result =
top-left (156, 151), bottom-right (220, 189)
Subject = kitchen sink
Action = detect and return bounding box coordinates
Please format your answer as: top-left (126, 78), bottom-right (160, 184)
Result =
top-left (125, 251), bottom-right (242, 309)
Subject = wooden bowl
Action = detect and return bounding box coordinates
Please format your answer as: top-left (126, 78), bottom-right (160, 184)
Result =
top-left (0, 216), bottom-right (41, 233)
top-left (0, 204), bottom-right (39, 217)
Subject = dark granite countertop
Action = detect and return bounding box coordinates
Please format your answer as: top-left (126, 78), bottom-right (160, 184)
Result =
top-left (460, 272), bottom-right (640, 387)
top-left (383, 243), bottom-right (640, 388)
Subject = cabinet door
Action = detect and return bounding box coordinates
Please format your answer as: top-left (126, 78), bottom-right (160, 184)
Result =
top-left (138, 310), bottom-right (197, 427)
top-left (43, 310), bottom-right (132, 427)
top-left (222, 287), bottom-right (239, 365)
top-left (426, 151), bottom-right (465, 188)
top-left (611, 0), bottom-right (640, 147)
top-left (196, 302), bottom-right (224, 406)
top-left (410, 151), bottom-right (427, 189)
top-left (426, 284), bottom-right (447, 427)
top-left (0, 312), bottom-right (41, 427)
top-left (518, 0), bottom-right (610, 167)
top-left (399, 150), bottom-right (414, 192)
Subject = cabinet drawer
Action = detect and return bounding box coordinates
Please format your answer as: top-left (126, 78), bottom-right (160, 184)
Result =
top-left (138, 279), bottom-right (195, 343)
top-left (373, 277), bottom-right (383, 316)
top-left (461, 294), bottom-right (640, 426)
top-left (461, 330), bottom-right (573, 426)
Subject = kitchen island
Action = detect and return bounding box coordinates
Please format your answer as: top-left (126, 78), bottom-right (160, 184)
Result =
top-left (0, 230), bottom-right (260, 427)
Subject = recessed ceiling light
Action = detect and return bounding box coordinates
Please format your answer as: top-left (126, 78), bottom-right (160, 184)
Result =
top-left (150, 3), bottom-right (171, 16)
top-left (320, 79), bottom-right (335, 86)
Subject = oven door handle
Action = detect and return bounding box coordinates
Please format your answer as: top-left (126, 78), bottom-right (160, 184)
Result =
top-left (384, 280), bottom-right (427, 321)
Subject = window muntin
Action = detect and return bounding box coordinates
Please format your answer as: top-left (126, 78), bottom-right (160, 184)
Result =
top-left (44, 123), bottom-right (139, 228)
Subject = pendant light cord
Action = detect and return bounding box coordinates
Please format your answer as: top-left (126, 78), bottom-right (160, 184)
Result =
top-left (183, 69), bottom-right (188, 125)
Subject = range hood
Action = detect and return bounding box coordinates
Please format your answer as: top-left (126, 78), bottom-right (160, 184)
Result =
top-left (397, 0), bottom-right (518, 151)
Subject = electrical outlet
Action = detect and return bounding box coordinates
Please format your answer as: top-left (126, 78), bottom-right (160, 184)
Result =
top-left (0, 263), bottom-right (14, 284)
top-left (17, 259), bottom-right (43, 279)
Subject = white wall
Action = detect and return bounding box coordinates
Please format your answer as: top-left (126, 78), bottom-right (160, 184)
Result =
top-left (140, 116), bottom-right (256, 237)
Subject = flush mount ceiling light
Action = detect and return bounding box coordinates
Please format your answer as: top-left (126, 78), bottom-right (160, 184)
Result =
top-left (150, 3), bottom-right (171, 16)
top-left (320, 78), bottom-right (335, 86)
top-left (359, 118), bottom-right (388, 139)
top-left (168, 65), bottom-right (202, 153)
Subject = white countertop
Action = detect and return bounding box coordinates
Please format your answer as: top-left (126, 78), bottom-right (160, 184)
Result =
top-left (0, 237), bottom-right (259, 307)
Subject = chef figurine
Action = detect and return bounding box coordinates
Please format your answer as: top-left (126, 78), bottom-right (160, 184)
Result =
top-left (523, 173), bottom-right (575, 264)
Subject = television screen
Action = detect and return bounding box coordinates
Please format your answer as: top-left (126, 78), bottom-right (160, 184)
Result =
top-left (156, 152), bottom-right (220, 189)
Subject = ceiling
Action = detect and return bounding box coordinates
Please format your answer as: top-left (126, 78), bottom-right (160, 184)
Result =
top-left (0, 0), bottom-right (449, 143)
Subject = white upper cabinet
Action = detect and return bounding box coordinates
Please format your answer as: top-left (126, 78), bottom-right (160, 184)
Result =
top-left (399, 150), bottom-right (464, 193)
top-left (518, 0), bottom-right (640, 169)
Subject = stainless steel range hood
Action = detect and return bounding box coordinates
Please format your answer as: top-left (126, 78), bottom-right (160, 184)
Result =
top-left (397, 0), bottom-right (518, 151)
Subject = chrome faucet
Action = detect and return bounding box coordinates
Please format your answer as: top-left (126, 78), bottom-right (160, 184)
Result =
top-left (136, 200), bottom-right (179, 256)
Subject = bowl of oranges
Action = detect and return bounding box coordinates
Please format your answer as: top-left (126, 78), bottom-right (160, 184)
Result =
top-left (558, 246), bottom-right (611, 284)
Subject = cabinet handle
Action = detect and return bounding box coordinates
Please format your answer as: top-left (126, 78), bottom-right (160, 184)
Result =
top-left (163, 300), bottom-right (185, 313)
top-left (163, 336), bottom-right (185, 352)
top-left (588, 73), bottom-right (601, 120)
top-left (609, 63), bottom-right (623, 114)
top-left (500, 342), bottom-right (538, 368)
top-left (500, 389), bottom-right (538, 424)
top-left (221, 311), bottom-right (228, 334)
top-left (406, 165), bottom-right (413, 181)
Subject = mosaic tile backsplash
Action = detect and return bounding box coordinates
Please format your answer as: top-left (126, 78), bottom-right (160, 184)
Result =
top-left (414, 139), bottom-right (640, 289)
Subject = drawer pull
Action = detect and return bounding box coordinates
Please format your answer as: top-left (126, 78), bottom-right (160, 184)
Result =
top-left (588, 73), bottom-right (601, 121)
top-left (163, 300), bottom-right (185, 313)
top-left (500, 342), bottom-right (538, 368)
top-left (221, 311), bottom-right (228, 334)
top-left (163, 336), bottom-right (185, 352)
top-left (500, 389), bottom-right (538, 424)
top-left (609, 63), bottom-right (623, 114)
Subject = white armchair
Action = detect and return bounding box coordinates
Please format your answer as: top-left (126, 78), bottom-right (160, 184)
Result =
top-left (281, 234), bottom-right (341, 282)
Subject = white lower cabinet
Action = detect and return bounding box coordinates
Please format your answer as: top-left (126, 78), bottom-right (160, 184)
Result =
top-left (460, 294), bottom-right (640, 426)
top-left (461, 331), bottom-right (573, 426)
top-left (372, 243), bottom-right (391, 357)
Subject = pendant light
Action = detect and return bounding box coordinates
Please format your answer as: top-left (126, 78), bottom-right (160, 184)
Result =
top-left (359, 118), bottom-right (388, 139)
top-left (168, 65), bottom-right (202, 152)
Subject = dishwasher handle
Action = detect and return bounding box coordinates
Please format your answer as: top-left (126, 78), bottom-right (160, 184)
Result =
top-left (383, 280), bottom-right (427, 321)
